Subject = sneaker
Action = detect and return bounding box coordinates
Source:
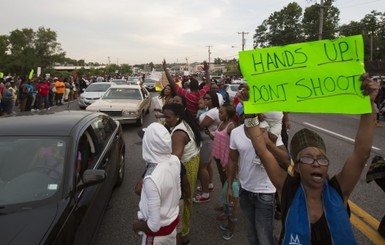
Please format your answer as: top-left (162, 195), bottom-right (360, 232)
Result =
top-left (219, 224), bottom-right (229, 231)
top-left (193, 194), bottom-right (210, 203)
top-left (196, 185), bottom-right (214, 192)
top-left (222, 230), bottom-right (233, 240)
top-left (375, 122), bottom-right (383, 127)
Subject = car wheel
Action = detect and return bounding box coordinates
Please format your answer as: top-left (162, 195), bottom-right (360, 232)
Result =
top-left (115, 148), bottom-right (125, 187)
top-left (136, 113), bottom-right (144, 126)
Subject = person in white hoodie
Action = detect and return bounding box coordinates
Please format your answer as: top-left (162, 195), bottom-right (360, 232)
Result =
top-left (133, 122), bottom-right (181, 245)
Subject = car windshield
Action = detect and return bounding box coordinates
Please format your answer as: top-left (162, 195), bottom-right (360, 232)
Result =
top-left (144, 80), bottom-right (155, 85)
top-left (0, 137), bottom-right (66, 206)
top-left (127, 77), bottom-right (141, 84)
top-left (111, 80), bottom-right (127, 85)
top-left (86, 83), bottom-right (111, 92)
top-left (103, 88), bottom-right (142, 100)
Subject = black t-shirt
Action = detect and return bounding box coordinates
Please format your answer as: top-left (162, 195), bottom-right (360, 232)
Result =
top-left (279, 175), bottom-right (349, 245)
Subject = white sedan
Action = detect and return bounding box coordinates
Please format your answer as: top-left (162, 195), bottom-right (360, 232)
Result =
top-left (86, 85), bottom-right (151, 126)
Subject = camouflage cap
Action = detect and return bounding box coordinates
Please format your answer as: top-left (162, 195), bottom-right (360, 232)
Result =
top-left (290, 128), bottom-right (326, 160)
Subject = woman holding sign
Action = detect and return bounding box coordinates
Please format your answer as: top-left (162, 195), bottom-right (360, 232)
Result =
top-left (231, 73), bottom-right (378, 244)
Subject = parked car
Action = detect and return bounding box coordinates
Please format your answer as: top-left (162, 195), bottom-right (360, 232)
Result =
top-left (127, 76), bottom-right (143, 85)
top-left (86, 85), bottom-right (151, 126)
top-left (78, 82), bottom-right (116, 109)
top-left (226, 84), bottom-right (241, 103)
top-left (0, 110), bottom-right (125, 244)
top-left (143, 78), bottom-right (156, 92)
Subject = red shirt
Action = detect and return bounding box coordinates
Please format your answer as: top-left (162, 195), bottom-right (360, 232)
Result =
top-left (175, 85), bottom-right (210, 118)
top-left (37, 82), bottom-right (49, 96)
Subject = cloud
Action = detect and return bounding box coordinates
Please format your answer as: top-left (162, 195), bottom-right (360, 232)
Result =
top-left (1, 0), bottom-right (383, 64)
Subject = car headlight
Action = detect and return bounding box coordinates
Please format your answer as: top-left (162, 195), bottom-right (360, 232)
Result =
top-left (122, 111), bottom-right (137, 116)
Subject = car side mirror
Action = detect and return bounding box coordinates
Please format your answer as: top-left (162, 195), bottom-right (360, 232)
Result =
top-left (77, 169), bottom-right (106, 190)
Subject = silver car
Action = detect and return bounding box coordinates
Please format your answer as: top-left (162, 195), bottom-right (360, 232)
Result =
top-left (86, 85), bottom-right (151, 126)
top-left (78, 82), bottom-right (115, 109)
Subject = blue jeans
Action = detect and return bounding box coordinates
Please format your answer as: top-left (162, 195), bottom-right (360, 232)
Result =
top-left (239, 188), bottom-right (276, 245)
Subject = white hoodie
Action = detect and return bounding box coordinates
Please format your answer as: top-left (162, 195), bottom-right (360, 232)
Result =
top-left (139, 123), bottom-right (181, 232)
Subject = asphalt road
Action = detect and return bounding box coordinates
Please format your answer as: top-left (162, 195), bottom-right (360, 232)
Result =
top-left (57, 96), bottom-right (385, 244)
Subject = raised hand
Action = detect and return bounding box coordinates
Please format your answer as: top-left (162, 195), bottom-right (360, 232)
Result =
top-left (360, 73), bottom-right (379, 102)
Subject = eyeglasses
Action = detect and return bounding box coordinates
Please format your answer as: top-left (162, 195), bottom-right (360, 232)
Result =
top-left (298, 156), bottom-right (329, 166)
top-left (203, 97), bottom-right (211, 100)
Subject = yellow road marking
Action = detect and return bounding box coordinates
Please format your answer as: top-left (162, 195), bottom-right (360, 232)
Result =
top-left (349, 200), bottom-right (380, 230)
top-left (348, 200), bottom-right (385, 245)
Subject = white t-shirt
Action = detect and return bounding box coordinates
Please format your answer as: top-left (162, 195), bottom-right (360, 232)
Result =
top-left (229, 124), bottom-right (279, 193)
top-left (199, 107), bottom-right (220, 140)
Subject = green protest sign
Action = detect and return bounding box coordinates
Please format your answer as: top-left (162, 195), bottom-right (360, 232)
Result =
top-left (239, 35), bottom-right (370, 114)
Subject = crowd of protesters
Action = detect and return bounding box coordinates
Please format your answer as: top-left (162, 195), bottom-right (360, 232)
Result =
top-left (133, 60), bottom-right (383, 245)
top-left (0, 75), bottom-right (84, 115)
top-left (134, 60), bottom-right (291, 244)
top-left (0, 74), bottom-right (135, 116)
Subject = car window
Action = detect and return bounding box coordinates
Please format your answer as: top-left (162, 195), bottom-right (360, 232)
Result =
top-left (75, 118), bottom-right (116, 180)
top-left (86, 83), bottom-right (111, 92)
top-left (0, 137), bottom-right (67, 205)
top-left (91, 117), bottom-right (115, 151)
top-left (103, 88), bottom-right (142, 100)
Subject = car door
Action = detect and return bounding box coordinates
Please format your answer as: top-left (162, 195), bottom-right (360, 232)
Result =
top-left (73, 116), bottom-right (119, 244)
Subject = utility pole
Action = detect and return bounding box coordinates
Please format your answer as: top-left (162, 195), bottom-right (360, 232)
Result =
top-left (207, 45), bottom-right (212, 64)
top-left (238, 32), bottom-right (249, 51)
top-left (370, 32), bottom-right (373, 61)
top-left (185, 57), bottom-right (189, 72)
top-left (318, 0), bottom-right (324, 40)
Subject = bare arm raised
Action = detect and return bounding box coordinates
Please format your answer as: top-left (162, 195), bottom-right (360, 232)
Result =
top-left (162, 59), bottom-right (177, 91)
top-left (337, 73), bottom-right (379, 202)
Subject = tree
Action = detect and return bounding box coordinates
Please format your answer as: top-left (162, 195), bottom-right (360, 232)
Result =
top-left (214, 58), bottom-right (223, 64)
top-left (120, 64), bottom-right (132, 75)
top-left (302, 0), bottom-right (340, 41)
top-left (340, 11), bottom-right (385, 61)
top-left (0, 35), bottom-right (9, 72)
top-left (253, 2), bottom-right (303, 48)
top-left (5, 27), bottom-right (65, 75)
top-left (35, 27), bottom-right (65, 68)
top-left (360, 11), bottom-right (385, 61)
top-left (149, 62), bottom-right (155, 71)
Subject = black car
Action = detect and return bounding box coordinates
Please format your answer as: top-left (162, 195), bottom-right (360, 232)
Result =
top-left (0, 110), bottom-right (126, 244)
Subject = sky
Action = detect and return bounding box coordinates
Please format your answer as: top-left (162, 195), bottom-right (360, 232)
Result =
top-left (1, 0), bottom-right (384, 65)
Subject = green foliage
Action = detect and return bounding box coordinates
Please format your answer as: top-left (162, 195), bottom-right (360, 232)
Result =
top-left (2, 27), bottom-right (65, 75)
top-left (214, 58), bottom-right (223, 64)
top-left (302, 0), bottom-right (339, 40)
top-left (253, 1), bottom-right (384, 62)
top-left (340, 11), bottom-right (385, 61)
top-left (254, 2), bottom-right (303, 48)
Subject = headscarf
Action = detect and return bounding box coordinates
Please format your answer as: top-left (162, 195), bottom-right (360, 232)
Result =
top-left (287, 128), bottom-right (326, 175)
top-left (290, 128), bottom-right (326, 160)
top-left (142, 122), bottom-right (172, 164)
